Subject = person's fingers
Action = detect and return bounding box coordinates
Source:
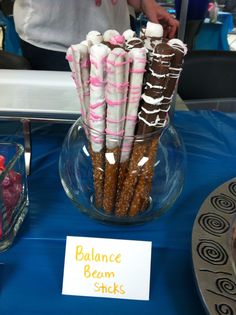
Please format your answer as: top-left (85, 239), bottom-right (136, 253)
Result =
top-left (163, 28), bottom-right (168, 39)
top-left (95, 0), bottom-right (118, 6)
top-left (168, 19), bottom-right (179, 38)
top-left (157, 14), bottom-right (179, 39)
top-left (95, 0), bottom-right (102, 6)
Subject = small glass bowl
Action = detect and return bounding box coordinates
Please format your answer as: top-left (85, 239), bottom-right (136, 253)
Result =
top-left (0, 143), bottom-right (28, 251)
top-left (59, 117), bottom-right (186, 224)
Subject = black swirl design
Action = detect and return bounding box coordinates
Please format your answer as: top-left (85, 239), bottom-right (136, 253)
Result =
top-left (198, 213), bottom-right (230, 236)
top-left (200, 269), bottom-right (232, 276)
top-left (229, 182), bottom-right (236, 197)
top-left (197, 239), bottom-right (228, 265)
top-left (211, 194), bottom-right (236, 214)
top-left (216, 278), bottom-right (236, 296)
top-left (215, 303), bottom-right (234, 315)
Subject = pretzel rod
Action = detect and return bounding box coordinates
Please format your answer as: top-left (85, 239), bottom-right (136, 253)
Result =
top-left (89, 43), bottom-right (111, 208)
top-left (66, 46), bottom-right (86, 121)
top-left (127, 43), bottom-right (175, 215)
top-left (129, 41), bottom-right (187, 216)
top-left (129, 135), bottom-right (159, 216)
top-left (89, 44), bottom-right (111, 149)
top-left (129, 41), bottom-right (187, 215)
top-left (116, 42), bottom-right (174, 216)
top-left (78, 44), bottom-right (90, 121)
top-left (160, 39), bottom-right (187, 112)
top-left (142, 21), bottom-right (163, 62)
top-left (116, 47), bottom-right (147, 203)
top-left (86, 30), bottom-right (103, 45)
top-left (103, 48), bottom-right (130, 213)
top-left (122, 29), bottom-right (135, 42)
top-left (103, 30), bottom-right (125, 49)
top-left (115, 139), bottom-right (150, 216)
top-left (120, 47), bottom-right (147, 163)
top-left (136, 42), bottom-right (175, 135)
top-left (125, 37), bottom-right (144, 50)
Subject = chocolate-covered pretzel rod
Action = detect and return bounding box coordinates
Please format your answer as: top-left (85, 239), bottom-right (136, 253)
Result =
top-left (115, 42), bottom-right (174, 217)
top-left (125, 37), bottom-right (144, 50)
top-left (141, 21), bottom-right (163, 61)
top-left (137, 42), bottom-right (175, 134)
top-left (160, 39), bottom-right (187, 112)
top-left (129, 41), bottom-right (187, 216)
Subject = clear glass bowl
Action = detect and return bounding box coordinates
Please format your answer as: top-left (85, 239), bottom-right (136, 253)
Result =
top-left (0, 143), bottom-right (28, 251)
top-left (59, 117), bottom-right (186, 224)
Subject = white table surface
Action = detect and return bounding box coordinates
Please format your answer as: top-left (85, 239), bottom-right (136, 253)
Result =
top-left (0, 69), bottom-right (188, 121)
top-left (0, 69), bottom-right (80, 120)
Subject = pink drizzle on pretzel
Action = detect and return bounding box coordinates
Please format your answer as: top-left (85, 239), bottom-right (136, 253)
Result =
top-left (90, 100), bottom-right (106, 110)
top-left (106, 98), bottom-right (127, 106)
top-left (90, 112), bottom-right (104, 121)
top-left (80, 59), bottom-right (90, 68)
top-left (109, 35), bottom-right (125, 46)
top-left (90, 76), bottom-right (105, 87)
top-left (66, 54), bottom-right (73, 62)
top-left (105, 129), bottom-right (124, 136)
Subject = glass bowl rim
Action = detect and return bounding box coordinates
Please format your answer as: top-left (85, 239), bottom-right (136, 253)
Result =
top-left (79, 116), bottom-right (170, 142)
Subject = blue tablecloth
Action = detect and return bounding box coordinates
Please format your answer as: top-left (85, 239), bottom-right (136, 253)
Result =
top-left (0, 11), bottom-right (21, 55)
top-left (195, 12), bottom-right (234, 51)
top-left (0, 111), bottom-right (236, 315)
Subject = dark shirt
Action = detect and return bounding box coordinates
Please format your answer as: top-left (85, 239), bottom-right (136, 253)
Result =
top-left (175, 0), bottom-right (210, 20)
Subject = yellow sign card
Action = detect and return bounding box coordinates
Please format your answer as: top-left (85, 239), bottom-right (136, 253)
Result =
top-left (62, 236), bottom-right (152, 300)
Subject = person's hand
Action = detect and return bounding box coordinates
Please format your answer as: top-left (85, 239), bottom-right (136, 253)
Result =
top-left (140, 0), bottom-right (179, 39)
top-left (95, 0), bottom-right (118, 6)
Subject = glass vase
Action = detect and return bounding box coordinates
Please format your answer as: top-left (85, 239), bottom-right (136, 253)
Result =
top-left (0, 143), bottom-right (28, 251)
top-left (59, 117), bottom-right (186, 224)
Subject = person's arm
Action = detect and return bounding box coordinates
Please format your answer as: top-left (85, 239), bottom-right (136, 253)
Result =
top-left (127, 0), bottom-right (179, 38)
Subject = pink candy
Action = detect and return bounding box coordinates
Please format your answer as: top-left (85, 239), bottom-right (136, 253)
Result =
top-left (109, 35), bottom-right (125, 46)
top-left (0, 166), bottom-right (23, 230)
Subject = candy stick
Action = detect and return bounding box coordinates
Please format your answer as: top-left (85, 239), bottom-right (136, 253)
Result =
top-left (103, 48), bottom-right (130, 213)
top-left (116, 43), bottom-right (174, 216)
top-left (125, 37), bottom-right (144, 50)
top-left (86, 30), bottom-right (103, 45)
top-left (160, 39), bottom-right (187, 112)
top-left (78, 44), bottom-right (90, 120)
top-left (122, 29), bottom-right (135, 42)
top-left (129, 42), bottom-right (186, 216)
top-left (137, 43), bottom-right (175, 135)
top-left (128, 135), bottom-right (159, 216)
top-left (115, 138), bottom-right (150, 216)
top-left (129, 40), bottom-right (187, 215)
top-left (66, 43), bottom-right (92, 123)
top-left (142, 22), bottom-right (163, 61)
top-left (66, 46), bottom-right (86, 121)
top-left (103, 30), bottom-right (125, 49)
top-left (89, 43), bottom-right (111, 208)
top-left (103, 29), bottom-right (120, 42)
top-left (115, 47), bottom-right (147, 206)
